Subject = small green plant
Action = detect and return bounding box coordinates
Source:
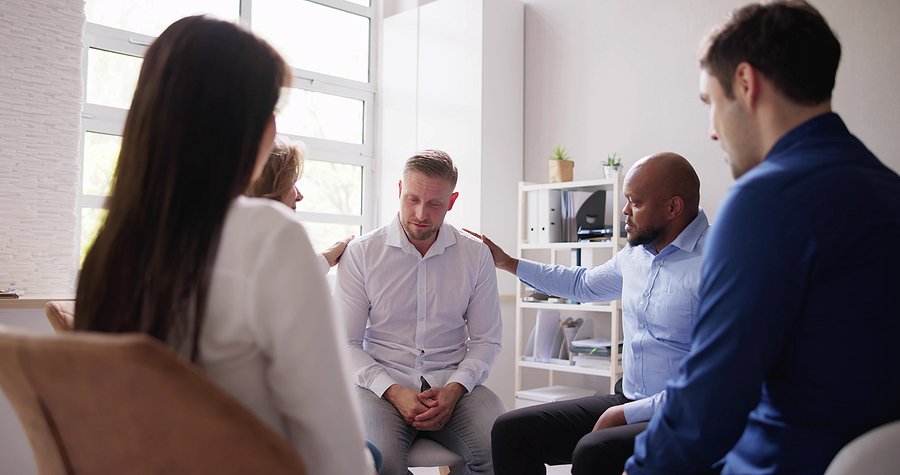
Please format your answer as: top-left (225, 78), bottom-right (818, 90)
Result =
top-left (605, 153), bottom-right (622, 167)
top-left (549, 144), bottom-right (571, 160)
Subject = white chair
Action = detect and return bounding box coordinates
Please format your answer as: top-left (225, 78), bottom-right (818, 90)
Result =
top-left (824, 419), bottom-right (900, 475)
top-left (408, 438), bottom-right (464, 475)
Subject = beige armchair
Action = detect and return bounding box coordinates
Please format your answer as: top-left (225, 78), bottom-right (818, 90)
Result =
top-left (0, 326), bottom-right (308, 475)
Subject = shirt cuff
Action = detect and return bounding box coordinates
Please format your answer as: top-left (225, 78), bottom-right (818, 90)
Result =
top-left (622, 397), bottom-right (654, 424)
top-left (369, 373), bottom-right (400, 398)
top-left (516, 259), bottom-right (541, 283)
top-left (447, 372), bottom-right (476, 394)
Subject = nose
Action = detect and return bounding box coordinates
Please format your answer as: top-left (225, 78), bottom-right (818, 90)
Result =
top-left (709, 123), bottom-right (718, 142)
top-left (294, 186), bottom-right (303, 202)
top-left (622, 201), bottom-right (631, 217)
top-left (415, 203), bottom-right (427, 221)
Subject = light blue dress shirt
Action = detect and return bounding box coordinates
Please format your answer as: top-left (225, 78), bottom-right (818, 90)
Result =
top-left (517, 209), bottom-right (708, 423)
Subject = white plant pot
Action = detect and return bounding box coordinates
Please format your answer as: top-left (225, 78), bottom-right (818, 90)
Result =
top-left (603, 166), bottom-right (621, 179)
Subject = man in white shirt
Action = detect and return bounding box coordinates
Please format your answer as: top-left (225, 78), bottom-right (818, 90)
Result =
top-left (336, 150), bottom-right (506, 475)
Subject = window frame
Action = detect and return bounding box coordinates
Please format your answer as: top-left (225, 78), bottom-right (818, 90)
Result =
top-left (79, 0), bottom-right (378, 260)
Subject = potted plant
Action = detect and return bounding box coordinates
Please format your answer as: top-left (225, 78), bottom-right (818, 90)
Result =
top-left (549, 144), bottom-right (574, 183)
top-left (603, 153), bottom-right (622, 179)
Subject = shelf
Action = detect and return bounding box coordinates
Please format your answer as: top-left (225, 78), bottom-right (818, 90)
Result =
top-left (520, 239), bottom-right (626, 250)
top-left (521, 177), bottom-right (621, 193)
top-left (519, 358), bottom-right (623, 377)
top-left (0, 295), bottom-right (73, 310)
top-left (519, 301), bottom-right (616, 312)
top-left (516, 178), bottom-right (625, 394)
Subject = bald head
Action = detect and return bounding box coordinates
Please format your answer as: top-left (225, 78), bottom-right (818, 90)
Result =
top-left (622, 152), bottom-right (700, 251)
top-left (627, 152), bottom-right (701, 219)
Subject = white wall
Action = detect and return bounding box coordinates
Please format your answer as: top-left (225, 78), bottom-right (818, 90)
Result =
top-left (0, 0), bottom-right (84, 296)
top-left (522, 0), bottom-right (900, 221)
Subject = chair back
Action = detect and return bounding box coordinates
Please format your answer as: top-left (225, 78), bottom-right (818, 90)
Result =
top-left (45, 301), bottom-right (75, 333)
top-left (0, 326), bottom-right (308, 475)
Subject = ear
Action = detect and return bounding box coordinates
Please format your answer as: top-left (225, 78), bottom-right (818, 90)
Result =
top-left (447, 192), bottom-right (459, 211)
top-left (667, 196), bottom-right (685, 220)
top-left (398, 179), bottom-right (403, 199)
top-left (732, 62), bottom-right (759, 111)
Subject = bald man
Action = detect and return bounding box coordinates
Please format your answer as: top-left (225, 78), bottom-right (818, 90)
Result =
top-left (466, 152), bottom-right (708, 475)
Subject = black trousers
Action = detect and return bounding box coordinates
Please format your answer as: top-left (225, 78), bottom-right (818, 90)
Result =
top-left (492, 379), bottom-right (649, 475)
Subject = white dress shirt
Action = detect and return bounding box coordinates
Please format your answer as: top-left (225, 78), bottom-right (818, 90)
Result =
top-left (201, 196), bottom-right (368, 475)
top-left (517, 209), bottom-right (709, 423)
top-left (336, 214), bottom-right (503, 397)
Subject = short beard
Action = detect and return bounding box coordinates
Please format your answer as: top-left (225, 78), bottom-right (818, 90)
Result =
top-left (402, 221), bottom-right (437, 242)
top-left (627, 225), bottom-right (664, 248)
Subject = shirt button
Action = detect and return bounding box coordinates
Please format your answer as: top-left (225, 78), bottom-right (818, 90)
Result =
top-left (635, 353), bottom-right (641, 359)
top-left (418, 316), bottom-right (424, 321)
top-left (639, 323), bottom-right (646, 329)
top-left (637, 386), bottom-right (644, 392)
top-left (656, 261), bottom-right (662, 266)
top-left (642, 291), bottom-right (649, 297)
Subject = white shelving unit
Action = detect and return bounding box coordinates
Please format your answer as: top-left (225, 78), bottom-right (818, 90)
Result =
top-left (515, 177), bottom-right (626, 394)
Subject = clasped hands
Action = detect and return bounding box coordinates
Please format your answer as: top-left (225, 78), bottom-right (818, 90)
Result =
top-left (383, 382), bottom-right (467, 431)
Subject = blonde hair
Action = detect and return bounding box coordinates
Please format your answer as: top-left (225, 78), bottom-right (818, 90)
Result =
top-left (246, 135), bottom-right (307, 200)
top-left (403, 149), bottom-right (458, 190)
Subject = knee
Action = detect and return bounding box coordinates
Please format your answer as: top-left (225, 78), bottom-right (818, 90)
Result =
top-left (377, 449), bottom-right (407, 475)
top-left (571, 432), bottom-right (624, 475)
top-left (491, 410), bottom-right (528, 447)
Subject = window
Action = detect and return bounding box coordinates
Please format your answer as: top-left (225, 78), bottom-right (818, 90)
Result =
top-left (80, 0), bottom-right (377, 263)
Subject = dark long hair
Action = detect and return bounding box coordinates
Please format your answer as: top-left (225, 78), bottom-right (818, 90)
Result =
top-left (75, 16), bottom-right (289, 361)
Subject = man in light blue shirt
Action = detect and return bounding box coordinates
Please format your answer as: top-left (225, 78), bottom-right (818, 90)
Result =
top-left (468, 152), bottom-right (708, 475)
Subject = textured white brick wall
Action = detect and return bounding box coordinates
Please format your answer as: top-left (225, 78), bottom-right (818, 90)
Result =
top-left (0, 0), bottom-right (84, 295)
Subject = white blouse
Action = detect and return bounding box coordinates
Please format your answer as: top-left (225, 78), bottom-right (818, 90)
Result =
top-left (200, 196), bottom-right (367, 474)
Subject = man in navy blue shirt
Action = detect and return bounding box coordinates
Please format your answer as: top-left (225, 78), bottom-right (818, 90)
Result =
top-left (625, 1), bottom-right (900, 474)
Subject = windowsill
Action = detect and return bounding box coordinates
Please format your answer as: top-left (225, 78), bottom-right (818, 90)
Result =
top-left (0, 295), bottom-right (74, 310)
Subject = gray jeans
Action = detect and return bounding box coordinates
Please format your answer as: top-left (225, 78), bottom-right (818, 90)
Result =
top-left (355, 385), bottom-right (508, 475)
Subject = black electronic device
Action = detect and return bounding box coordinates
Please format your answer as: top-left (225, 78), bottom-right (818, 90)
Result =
top-left (575, 191), bottom-right (609, 239)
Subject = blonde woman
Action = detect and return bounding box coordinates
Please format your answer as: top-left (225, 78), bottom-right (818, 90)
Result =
top-left (247, 135), bottom-right (354, 272)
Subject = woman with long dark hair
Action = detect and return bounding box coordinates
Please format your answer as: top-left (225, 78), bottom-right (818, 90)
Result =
top-left (76, 16), bottom-right (368, 474)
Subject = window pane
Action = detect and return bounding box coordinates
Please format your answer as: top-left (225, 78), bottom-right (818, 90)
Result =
top-left (81, 208), bottom-right (109, 265)
top-left (86, 49), bottom-right (143, 110)
top-left (300, 222), bottom-right (362, 257)
top-left (296, 160), bottom-right (362, 215)
top-left (83, 132), bottom-right (122, 196)
top-left (277, 89), bottom-right (364, 144)
top-left (253, 0), bottom-right (370, 82)
top-left (86, 0), bottom-right (239, 37)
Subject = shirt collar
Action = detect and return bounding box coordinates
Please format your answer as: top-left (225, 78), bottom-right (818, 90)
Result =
top-left (766, 112), bottom-right (847, 162)
top-left (665, 207), bottom-right (709, 254)
top-left (387, 213), bottom-right (457, 258)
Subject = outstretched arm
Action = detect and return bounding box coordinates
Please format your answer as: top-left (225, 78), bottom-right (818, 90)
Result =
top-left (463, 228), bottom-right (518, 274)
top-left (322, 235), bottom-right (355, 267)
top-left (464, 228), bottom-right (624, 303)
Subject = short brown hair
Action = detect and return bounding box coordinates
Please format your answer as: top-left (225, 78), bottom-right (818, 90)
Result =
top-left (246, 135), bottom-right (306, 200)
top-left (698, 0), bottom-right (841, 105)
top-left (403, 149), bottom-right (458, 190)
